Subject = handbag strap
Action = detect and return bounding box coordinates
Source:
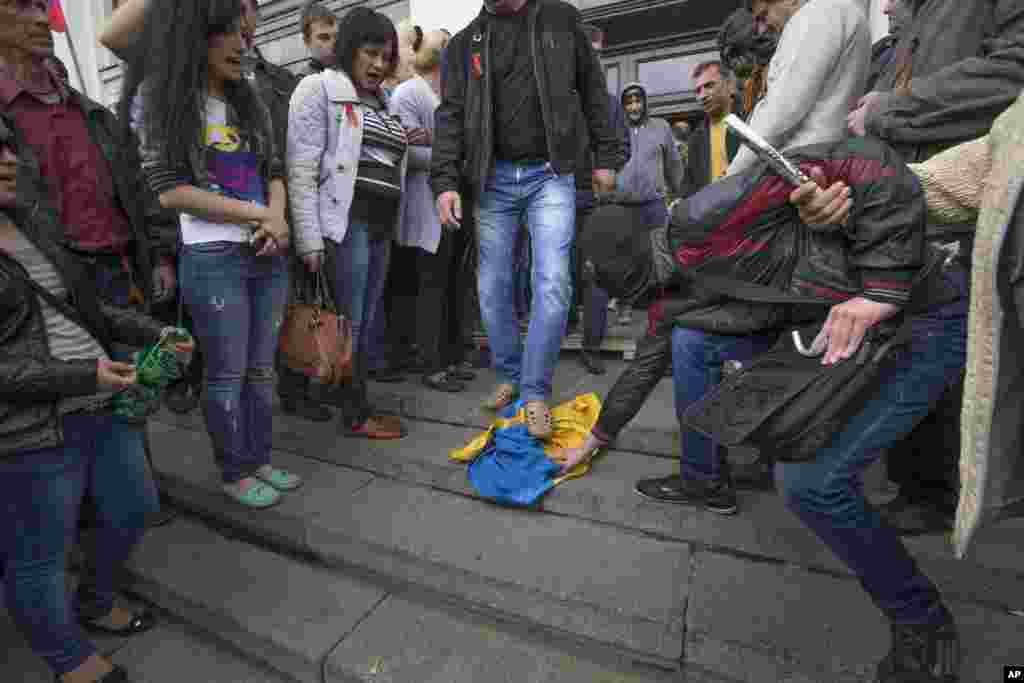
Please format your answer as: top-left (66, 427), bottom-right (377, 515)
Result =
top-left (687, 272), bottom-right (914, 357)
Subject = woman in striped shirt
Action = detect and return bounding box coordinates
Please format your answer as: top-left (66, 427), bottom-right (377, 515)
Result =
top-left (289, 7), bottom-right (412, 439)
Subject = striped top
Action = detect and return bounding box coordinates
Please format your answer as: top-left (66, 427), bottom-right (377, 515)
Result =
top-left (356, 103), bottom-right (407, 200)
top-left (3, 228), bottom-right (111, 415)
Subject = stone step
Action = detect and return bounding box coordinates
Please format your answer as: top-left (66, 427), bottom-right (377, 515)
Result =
top-left (149, 414), bottom-right (1024, 613)
top-left (143, 420), bottom-right (1024, 682)
top-left (123, 518), bottom-right (701, 683)
top-left (1, 580), bottom-right (292, 683)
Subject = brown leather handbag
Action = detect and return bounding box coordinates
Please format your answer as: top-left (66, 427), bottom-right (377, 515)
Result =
top-left (278, 270), bottom-right (353, 386)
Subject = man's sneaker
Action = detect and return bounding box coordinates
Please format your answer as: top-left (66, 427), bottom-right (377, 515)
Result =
top-left (876, 618), bottom-right (959, 682)
top-left (634, 474), bottom-right (738, 515)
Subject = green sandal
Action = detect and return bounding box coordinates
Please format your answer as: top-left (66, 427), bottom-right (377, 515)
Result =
top-left (254, 465), bottom-right (304, 491)
top-left (223, 478), bottom-right (282, 508)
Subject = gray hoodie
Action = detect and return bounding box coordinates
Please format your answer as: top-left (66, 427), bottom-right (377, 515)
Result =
top-left (615, 82), bottom-right (685, 204)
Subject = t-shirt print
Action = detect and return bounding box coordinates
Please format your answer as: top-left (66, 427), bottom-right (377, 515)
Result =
top-left (203, 122), bottom-right (265, 205)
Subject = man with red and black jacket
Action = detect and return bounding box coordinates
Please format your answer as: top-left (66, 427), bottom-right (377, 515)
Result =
top-left (567, 137), bottom-right (965, 681)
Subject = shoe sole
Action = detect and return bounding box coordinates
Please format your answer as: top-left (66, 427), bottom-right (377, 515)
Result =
top-left (223, 491), bottom-right (282, 509)
top-left (633, 486), bottom-right (738, 515)
top-left (255, 476), bottom-right (304, 492)
top-left (343, 425), bottom-right (408, 440)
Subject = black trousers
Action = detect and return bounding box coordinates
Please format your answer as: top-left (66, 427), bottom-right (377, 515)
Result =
top-left (416, 227), bottom-right (473, 373)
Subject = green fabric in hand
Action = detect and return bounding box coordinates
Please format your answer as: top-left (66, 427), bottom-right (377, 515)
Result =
top-left (112, 329), bottom-right (190, 421)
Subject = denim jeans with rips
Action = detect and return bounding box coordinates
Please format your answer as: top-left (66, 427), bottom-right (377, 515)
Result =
top-left (476, 160), bottom-right (575, 402)
top-left (179, 241), bottom-right (289, 483)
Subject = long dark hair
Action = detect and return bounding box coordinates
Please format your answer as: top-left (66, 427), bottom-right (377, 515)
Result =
top-left (332, 7), bottom-right (400, 81)
top-left (118, 0), bottom-right (270, 174)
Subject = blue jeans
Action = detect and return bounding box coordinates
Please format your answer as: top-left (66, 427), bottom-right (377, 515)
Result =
top-left (776, 266), bottom-right (969, 625)
top-left (324, 221), bottom-right (391, 423)
top-left (476, 160), bottom-right (575, 402)
top-left (672, 327), bottom-right (778, 481)
top-left (0, 411), bottom-right (159, 675)
top-left (180, 242), bottom-right (289, 483)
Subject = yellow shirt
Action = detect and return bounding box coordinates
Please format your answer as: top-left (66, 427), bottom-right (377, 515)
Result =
top-left (709, 118), bottom-right (729, 181)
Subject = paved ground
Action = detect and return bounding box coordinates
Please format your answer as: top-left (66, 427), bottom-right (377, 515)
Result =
top-left (5, 322), bottom-right (1024, 682)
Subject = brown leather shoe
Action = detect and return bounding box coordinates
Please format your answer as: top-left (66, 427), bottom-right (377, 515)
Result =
top-left (482, 383), bottom-right (518, 412)
top-left (525, 400), bottom-right (553, 440)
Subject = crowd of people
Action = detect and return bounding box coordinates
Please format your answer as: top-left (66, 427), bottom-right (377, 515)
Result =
top-left (0, 0), bottom-right (1021, 681)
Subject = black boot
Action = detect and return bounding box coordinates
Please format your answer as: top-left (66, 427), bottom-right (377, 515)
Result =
top-left (876, 617), bottom-right (959, 682)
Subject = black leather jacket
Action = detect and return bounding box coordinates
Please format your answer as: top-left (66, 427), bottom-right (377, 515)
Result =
top-left (593, 139), bottom-right (963, 441)
top-left (0, 216), bottom-right (165, 457)
top-left (430, 0), bottom-right (628, 198)
top-left (0, 137), bottom-right (166, 459)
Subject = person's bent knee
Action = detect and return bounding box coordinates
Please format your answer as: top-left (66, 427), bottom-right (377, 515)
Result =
top-left (777, 462), bottom-right (865, 526)
top-left (672, 327), bottom-right (713, 365)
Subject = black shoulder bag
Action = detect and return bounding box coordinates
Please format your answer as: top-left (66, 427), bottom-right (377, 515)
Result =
top-left (680, 274), bottom-right (912, 463)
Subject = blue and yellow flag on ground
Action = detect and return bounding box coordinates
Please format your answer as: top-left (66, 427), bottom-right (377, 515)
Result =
top-left (450, 394), bottom-right (602, 506)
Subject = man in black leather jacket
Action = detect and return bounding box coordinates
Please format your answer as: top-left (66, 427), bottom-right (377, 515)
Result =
top-left (430, 0), bottom-right (627, 436)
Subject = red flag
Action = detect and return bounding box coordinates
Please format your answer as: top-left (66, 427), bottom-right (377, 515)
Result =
top-left (49, 0), bottom-right (67, 34)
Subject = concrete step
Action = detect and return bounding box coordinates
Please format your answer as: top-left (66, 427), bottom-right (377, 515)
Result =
top-left (123, 518), bottom-right (698, 683)
top-left (1, 579), bottom-right (291, 683)
top-left (143, 419), bottom-right (1024, 682)
top-left (149, 413), bottom-right (1024, 613)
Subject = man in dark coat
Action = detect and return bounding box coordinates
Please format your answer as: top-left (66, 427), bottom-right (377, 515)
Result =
top-left (680, 61), bottom-right (743, 199)
top-left (573, 23), bottom-right (631, 376)
top-left (847, 0), bottom-right (1024, 535)
top-left (431, 0), bottom-right (627, 437)
top-left (866, 0), bottom-right (913, 93)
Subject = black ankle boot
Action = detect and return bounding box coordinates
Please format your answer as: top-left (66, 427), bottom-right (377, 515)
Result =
top-left (876, 617), bottom-right (959, 682)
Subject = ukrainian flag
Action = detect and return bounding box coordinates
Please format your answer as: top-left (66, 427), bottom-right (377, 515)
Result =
top-left (450, 394), bottom-right (602, 506)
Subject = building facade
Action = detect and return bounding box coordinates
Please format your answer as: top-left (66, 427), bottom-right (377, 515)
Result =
top-left (71, 0), bottom-right (884, 114)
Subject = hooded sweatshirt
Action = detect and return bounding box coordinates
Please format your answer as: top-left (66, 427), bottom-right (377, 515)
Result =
top-left (615, 82), bottom-right (685, 205)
